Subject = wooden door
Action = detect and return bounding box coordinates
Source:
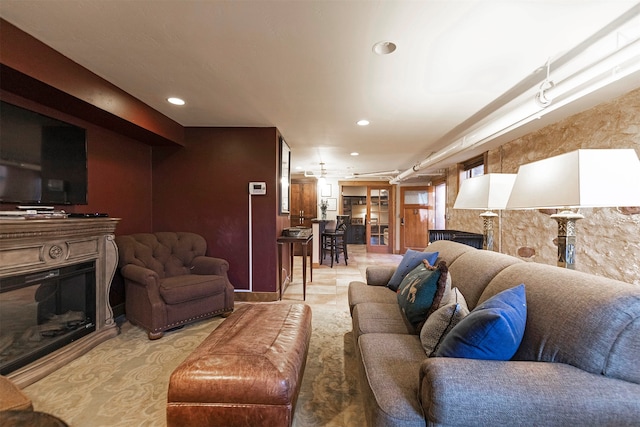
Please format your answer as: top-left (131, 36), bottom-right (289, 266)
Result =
top-left (400, 186), bottom-right (435, 254)
top-left (290, 178), bottom-right (317, 228)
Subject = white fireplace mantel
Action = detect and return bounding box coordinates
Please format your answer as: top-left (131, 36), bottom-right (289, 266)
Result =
top-left (0, 217), bottom-right (120, 388)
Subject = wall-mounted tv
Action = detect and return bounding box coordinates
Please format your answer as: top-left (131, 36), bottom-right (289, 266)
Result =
top-left (0, 101), bottom-right (88, 205)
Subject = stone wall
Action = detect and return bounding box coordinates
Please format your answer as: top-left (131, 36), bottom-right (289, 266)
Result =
top-left (447, 87), bottom-right (640, 285)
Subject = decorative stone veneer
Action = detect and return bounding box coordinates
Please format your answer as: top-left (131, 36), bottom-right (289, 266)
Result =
top-left (447, 87), bottom-right (640, 285)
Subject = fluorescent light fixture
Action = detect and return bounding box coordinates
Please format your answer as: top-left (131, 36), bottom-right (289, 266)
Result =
top-left (167, 97), bottom-right (185, 106)
top-left (357, 119), bottom-right (370, 126)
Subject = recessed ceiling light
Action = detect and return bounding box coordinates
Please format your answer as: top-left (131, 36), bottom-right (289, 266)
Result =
top-left (372, 41), bottom-right (397, 55)
top-left (350, 152), bottom-right (359, 156)
top-left (357, 119), bottom-right (370, 126)
top-left (167, 97), bottom-right (186, 106)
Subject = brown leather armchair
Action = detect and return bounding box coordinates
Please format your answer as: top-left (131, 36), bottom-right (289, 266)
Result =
top-left (115, 232), bottom-right (234, 339)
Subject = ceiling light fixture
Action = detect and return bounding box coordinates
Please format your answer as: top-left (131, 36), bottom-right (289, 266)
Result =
top-left (350, 152), bottom-right (359, 156)
top-left (317, 162), bottom-right (327, 187)
top-left (372, 41), bottom-right (397, 55)
top-left (357, 119), bottom-right (370, 126)
top-left (167, 97), bottom-right (185, 106)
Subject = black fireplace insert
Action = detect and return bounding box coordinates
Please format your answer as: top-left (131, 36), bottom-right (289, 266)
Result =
top-left (0, 261), bottom-right (96, 375)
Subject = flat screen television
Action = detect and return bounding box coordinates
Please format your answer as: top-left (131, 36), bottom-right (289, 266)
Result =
top-left (0, 101), bottom-right (88, 205)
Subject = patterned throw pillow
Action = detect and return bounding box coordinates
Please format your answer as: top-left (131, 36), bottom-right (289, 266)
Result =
top-left (436, 284), bottom-right (527, 360)
top-left (387, 250), bottom-right (439, 291)
top-left (420, 288), bottom-right (469, 357)
top-left (396, 260), bottom-right (449, 330)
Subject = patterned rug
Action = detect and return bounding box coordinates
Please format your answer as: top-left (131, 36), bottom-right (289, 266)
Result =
top-left (23, 303), bottom-right (365, 426)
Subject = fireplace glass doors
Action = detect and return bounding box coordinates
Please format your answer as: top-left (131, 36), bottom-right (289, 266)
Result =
top-left (0, 261), bottom-right (96, 375)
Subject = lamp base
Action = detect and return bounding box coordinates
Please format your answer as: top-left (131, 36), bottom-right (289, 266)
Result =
top-left (480, 211), bottom-right (498, 251)
top-left (550, 210), bottom-right (584, 269)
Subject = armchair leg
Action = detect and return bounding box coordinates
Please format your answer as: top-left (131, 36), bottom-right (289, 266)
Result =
top-left (148, 331), bottom-right (164, 340)
top-left (222, 310), bottom-right (234, 318)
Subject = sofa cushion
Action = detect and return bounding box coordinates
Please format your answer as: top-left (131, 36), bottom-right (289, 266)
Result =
top-left (358, 333), bottom-right (427, 427)
top-left (436, 284), bottom-right (527, 360)
top-left (420, 288), bottom-right (469, 357)
top-left (387, 250), bottom-right (439, 291)
top-left (397, 261), bottom-right (449, 329)
top-left (353, 302), bottom-right (415, 339)
top-left (348, 281), bottom-right (397, 314)
top-left (420, 357), bottom-right (640, 426)
top-left (446, 249), bottom-right (523, 310)
top-left (160, 274), bottom-right (228, 305)
top-left (481, 263), bottom-right (640, 384)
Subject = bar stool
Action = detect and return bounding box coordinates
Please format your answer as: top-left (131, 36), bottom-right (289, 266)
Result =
top-left (321, 220), bottom-right (348, 267)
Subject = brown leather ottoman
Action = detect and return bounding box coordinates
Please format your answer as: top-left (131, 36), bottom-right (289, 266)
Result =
top-left (167, 303), bottom-right (312, 427)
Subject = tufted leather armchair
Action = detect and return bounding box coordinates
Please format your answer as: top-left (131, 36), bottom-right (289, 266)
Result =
top-left (115, 232), bottom-right (234, 339)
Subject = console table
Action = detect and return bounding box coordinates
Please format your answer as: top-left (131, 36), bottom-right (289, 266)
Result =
top-left (277, 234), bottom-right (313, 300)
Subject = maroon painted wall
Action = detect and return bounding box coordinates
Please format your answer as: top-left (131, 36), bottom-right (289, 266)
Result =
top-left (152, 127), bottom-right (283, 293)
top-left (1, 22), bottom-right (288, 296)
top-left (0, 91), bottom-right (153, 235)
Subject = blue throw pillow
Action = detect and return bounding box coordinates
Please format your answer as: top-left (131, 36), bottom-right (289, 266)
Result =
top-left (387, 249), bottom-right (439, 291)
top-left (396, 261), bottom-right (447, 329)
top-left (435, 284), bottom-right (527, 361)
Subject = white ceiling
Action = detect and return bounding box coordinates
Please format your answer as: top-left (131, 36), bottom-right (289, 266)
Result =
top-left (1, 1), bottom-right (639, 182)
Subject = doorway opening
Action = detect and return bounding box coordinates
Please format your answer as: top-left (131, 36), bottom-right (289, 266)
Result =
top-left (340, 182), bottom-right (393, 254)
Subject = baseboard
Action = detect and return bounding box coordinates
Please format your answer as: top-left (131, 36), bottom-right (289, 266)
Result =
top-left (233, 292), bottom-right (279, 302)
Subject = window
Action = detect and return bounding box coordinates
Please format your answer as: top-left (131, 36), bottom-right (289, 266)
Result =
top-left (459, 154), bottom-right (486, 181)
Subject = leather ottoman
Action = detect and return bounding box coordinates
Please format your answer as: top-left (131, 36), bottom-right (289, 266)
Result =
top-left (167, 303), bottom-right (312, 427)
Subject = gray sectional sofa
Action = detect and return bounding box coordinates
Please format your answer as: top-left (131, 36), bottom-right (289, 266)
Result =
top-left (348, 240), bottom-right (640, 427)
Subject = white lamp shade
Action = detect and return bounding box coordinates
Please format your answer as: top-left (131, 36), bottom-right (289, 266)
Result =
top-left (453, 173), bottom-right (517, 210)
top-left (506, 149), bottom-right (640, 209)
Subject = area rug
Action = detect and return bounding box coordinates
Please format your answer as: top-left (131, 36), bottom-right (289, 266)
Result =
top-left (23, 303), bottom-right (365, 426)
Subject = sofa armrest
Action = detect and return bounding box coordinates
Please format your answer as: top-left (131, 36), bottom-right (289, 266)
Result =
top-left (420, 358), bottom-right (640, 426)
top-left (366, 266), bottom-right (397, 286)
top-left (121, 264), bottom-right (160, 289)
top-left (191, 256), bottom-right (230, 277)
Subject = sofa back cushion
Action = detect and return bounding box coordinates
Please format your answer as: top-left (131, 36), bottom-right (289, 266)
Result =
top-left (425, 240), bottom-right (476, 266)
top-left (479, 262), bottom-right (640, 384)
top-left (447, 249), bottom-right (523, 309)
top-left (116, 232), bottom-right (207, 279)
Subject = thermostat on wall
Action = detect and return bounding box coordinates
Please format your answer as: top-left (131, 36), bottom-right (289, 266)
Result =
top-left (249, 182), bottom-right (267, 195)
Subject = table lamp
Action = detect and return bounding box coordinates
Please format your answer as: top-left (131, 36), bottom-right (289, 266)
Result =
top-left (453, 173), bottom-right (517, 251)
top-left (506, 149), bottom-right (640, 269)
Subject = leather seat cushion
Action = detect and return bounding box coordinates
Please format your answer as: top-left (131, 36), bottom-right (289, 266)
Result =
top-left (159, 274), bottom-right (228, 305)
top-left (167, 303), bottom-right (312, 427)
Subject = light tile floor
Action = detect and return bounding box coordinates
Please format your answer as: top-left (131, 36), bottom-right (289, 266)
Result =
top-left (281, 244), bottom-right (402, 427)
top-left (281, 244), bottom-right (402, 308)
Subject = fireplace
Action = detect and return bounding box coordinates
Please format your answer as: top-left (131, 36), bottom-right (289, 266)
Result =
top-left (0, 217), bottom-right (119, 387)
top-left (0, 262), bottom-right (97, 375)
